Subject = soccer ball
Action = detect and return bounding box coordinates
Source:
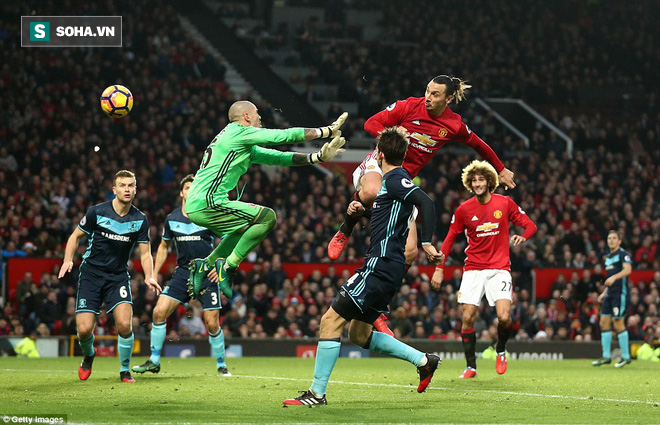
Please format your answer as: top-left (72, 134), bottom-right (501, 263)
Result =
top-left (100, 85), bottom-right (133, 118)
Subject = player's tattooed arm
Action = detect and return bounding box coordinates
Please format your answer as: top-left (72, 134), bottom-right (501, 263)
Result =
top-left (291, 152), bottom-right (314, 166)
top-left (303, 128), bottom-right (323, 141)
top-left (302, 112), bottom-right (349, 140)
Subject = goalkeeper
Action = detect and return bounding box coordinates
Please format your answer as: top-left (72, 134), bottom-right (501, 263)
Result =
top-left (186, 100), bottom-right (347, 298)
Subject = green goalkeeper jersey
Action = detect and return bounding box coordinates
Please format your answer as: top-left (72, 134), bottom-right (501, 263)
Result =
top-left (186, 123), bottom-right (305, 213)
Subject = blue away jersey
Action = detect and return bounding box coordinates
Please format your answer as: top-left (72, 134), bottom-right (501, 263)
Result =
top-left (78, 201), bottom-right (150, 273)
top-left (366, 167), bottom-right (419, 263)
top-left (605, 247), bottom-right (632, 295)
top-left (162, 208), bottom-right (215, 268)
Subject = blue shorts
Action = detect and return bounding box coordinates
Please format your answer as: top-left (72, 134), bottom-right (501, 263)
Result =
top-left (601, 292), bottom-right (628, 318)
top-left (160, 267), bottom-right (221, 310)
top-left (332, 257), bottom-right (405, 323)
top-left (76, 262), bottom-right (131, 315)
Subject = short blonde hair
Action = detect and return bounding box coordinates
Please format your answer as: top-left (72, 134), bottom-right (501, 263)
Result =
top-left (114, 170), bottom-right (136, 186)
top-left (461, 160), bottom-right (499, 194)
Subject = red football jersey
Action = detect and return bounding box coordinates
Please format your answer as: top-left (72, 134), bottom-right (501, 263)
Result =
top-left (440, 194), bottom-right (537, 271)
top-left (364, 97), bottom-right (504, 178)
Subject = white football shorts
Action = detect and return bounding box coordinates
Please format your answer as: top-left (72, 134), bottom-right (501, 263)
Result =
top-left (352, 149), bottom-right (381, 190)
top-left (457, 269), bottom-right (512, 307)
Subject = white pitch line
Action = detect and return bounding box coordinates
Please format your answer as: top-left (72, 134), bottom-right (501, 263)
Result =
top-left (238, 374), bottom-right (660, 407)
top-left (2, 368), bottom-right (658, 406)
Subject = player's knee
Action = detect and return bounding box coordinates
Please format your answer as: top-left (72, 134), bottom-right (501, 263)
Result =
top-left (498, 312), bottom-right (511, 325)
top-left (77, 325), bottom-right (94, 339)
top-left (348, 327), bottom-right (368, 348)
top-left (462, 313), bottom-right (476, 328)
top-left (204, 315), bottom-right (220, 334)
top-left (319, 311), bottom-right (334, 330)
top-left (613, 321), bottom-right (625, 333)
top-left (319, 310), bottom-right (343, 337)
top-left (599, 317), bottom-right (611, 330)
top-left (152, 305), bottom-right (166, 323)
top-left (115, 319), bottom-right (132, 336)
top-left (259, 207), bottom-right (277, 231)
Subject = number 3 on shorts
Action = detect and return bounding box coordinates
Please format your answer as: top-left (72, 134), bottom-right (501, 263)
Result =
top-left (120, 285), bottom-right (128, 298)
top-left (211, 292), bottom-right (218, 305)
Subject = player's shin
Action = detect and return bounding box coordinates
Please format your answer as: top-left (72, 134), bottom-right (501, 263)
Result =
top-left (310, 338), bottom-right (341, 396)
top-left (617, 330), bottom-right (630, 360)
top-left (601, 330), bottom-right (612, 359)
top-left (118, 332), bottom-right (135, 372)
top-left (496, 321), bottom-right (513, 353)
top-left (149, 321), bottom-right (167, 365)
top-left (461, 327), bottom-right (477, 369)
top-left (209, 328), bottom-right (227, 368)
top-left (367, 331), bottom-right (425, 366)
top-left (78, 333), bottom-right (96, 357)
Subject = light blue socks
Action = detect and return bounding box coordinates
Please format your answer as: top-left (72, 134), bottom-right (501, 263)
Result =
top-left (149, 321), bottom-right (167, 365)
top-left (368, 331), bottom-right (425, 366)
top-left (618, 331), bottom-right (630, 360)
top-left (601, 330), bottom-right (612, 359)
top-left (209, 328), bottom-right (227, 368)
top-left (118, 332), bottom-right (134, 372)
top-left (310, 339), bottom-right (341, 396)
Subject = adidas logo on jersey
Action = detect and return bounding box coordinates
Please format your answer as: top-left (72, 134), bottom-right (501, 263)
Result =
top-left (412, 120), bottom-right (420, 125)
top-left (471, 215), bottom-right (478, 221)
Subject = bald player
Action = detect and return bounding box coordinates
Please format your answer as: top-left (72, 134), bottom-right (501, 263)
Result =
top-left (186, 101), bottom-right (348, 298)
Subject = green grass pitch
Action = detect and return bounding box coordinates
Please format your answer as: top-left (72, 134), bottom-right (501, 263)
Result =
top-left (0, 356), bottom-right (658, 424)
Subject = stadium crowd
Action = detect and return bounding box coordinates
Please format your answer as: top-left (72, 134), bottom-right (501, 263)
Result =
top-left (0, 1), bottom-right (658, 353)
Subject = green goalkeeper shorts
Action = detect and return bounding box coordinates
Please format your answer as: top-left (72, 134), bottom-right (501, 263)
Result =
top-left (187, 200), bottom-right (263, 236)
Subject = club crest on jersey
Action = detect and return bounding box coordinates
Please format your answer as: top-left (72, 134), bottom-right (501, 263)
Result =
top-left (438, 128), bottom-right (448, 138)
top-left (410, 132), bottom-right (436, 147)
top-left (494, 210), bottom-right (503, 219)
top-left (130, 222), bottom-right (138, 231)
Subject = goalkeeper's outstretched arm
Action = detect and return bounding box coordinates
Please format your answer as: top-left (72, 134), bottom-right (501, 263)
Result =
top-left (252, 136), bottom-right (347, 167)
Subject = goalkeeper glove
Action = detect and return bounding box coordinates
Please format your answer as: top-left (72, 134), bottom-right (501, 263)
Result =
top-left (318, 112), bottom-right (348, 138)
top-left (309, 136), bottom-right (346, 163)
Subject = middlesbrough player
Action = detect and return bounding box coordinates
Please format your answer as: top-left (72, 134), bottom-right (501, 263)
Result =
top-left (327, 75), bottom-right (516, 262)
top-left (434, 160), bottom-right (536, 378)
top-left (283, 129), bottom-right (443, 407)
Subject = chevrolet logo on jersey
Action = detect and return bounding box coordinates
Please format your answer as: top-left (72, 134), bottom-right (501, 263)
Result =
top-left (476, 222), bottom-right (499, 232)
top-left (410, 132), bottom-right (437, 147)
